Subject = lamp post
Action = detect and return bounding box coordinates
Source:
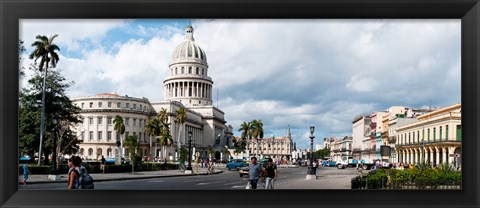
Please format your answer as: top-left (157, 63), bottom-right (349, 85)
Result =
top-left (48, 114), bottom-right (60, 181)
top-left (185, 130), bottom-right (193, 174)
top-left (306, 126), bottom-right (316, 180)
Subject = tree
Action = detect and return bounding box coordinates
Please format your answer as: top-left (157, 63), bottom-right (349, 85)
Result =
top-left (223, 148), bottom-right (231, 161)
top-left (124, 135), bottom-right (140, 174)
top-left (157, 123), bottom-right (173, 162)
top-left (208, 146), bottom-right (215, 160)
top-left (29, 34), bottom-right (60, 165)
top-left (251, 119), bottom-right (264, 156)
top-left (19, 40), bottom-right (26, 78)
top-left (175, 107), bottom-right (188, 150)
top-left (238, 121), bottom-right (253, 141)
top-left (19, 66), bottom-right (82, 165)
top-left (313, 148), bottom-right (331, 159)
top-left (144, 118), bottom-right (161, 161)
top-left (113, 115), bottom-right (126, 158)
top-left (178, 147), bottom-right (188, 168)
top-left (54, 117), bottom-right (84, 169)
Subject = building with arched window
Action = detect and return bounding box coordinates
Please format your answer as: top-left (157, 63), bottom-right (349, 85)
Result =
top-left (71, 25), bottom-right (233, 162)
top-left (395, 103), bottom-right (461, 167)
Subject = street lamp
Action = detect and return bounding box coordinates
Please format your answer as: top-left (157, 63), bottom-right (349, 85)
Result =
top-left (186, 130), bottom-right (193, 173)
top-left (48, 114), bottom-right (60, 181)
top-left (307, 126), bottom-right (316, 180)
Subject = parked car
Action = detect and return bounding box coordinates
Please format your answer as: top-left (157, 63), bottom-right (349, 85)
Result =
top-left (226, 159), bottom-right (247, 170)
top-left (238, 166), bottom-right (249, 177)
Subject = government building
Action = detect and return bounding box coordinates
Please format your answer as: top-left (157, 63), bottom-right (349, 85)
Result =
top-left (71, 25), bottom-right (233, 162)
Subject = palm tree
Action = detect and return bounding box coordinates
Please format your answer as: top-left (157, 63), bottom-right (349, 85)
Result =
top-left (124, 135), bottom-right (140, 174)
top-left (29, 34), bottom-right (60, 165)
top-left (113, 115), bottom-right (126, 159)
top-left (157, 123), bottom-right (173, 162)
top-left (157, 108), bottom-right (168, 125)
top-left (144, 118), bottom-right (161, 162)
top-left (251, 119), bottom-right (264, 157)
top-left (175, 107), bottom-right (188, 150)
top-left (238, 121), bottom-right (253, 157)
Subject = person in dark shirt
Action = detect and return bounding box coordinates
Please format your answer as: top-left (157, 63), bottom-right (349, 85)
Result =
top-left (100, 156), bottom-right (106, 174)
top-left (265, 158), bottom-right (277, 189)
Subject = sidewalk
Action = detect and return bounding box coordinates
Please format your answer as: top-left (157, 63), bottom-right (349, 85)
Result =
top-left (275, 174), bottom-right (353, 189)
top-left (19, 168), bottom-right (223, 185)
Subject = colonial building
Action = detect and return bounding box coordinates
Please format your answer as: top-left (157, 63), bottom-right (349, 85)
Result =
top-left (395, 103), bottom-right (462, 167)
top-left (246, 128), bottom-right (294, 161)
top-left (72, 25), bottom-right (233, 162)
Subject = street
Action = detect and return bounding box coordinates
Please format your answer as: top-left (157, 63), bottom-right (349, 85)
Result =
top-left (20, 166), bottom-right (360, 190)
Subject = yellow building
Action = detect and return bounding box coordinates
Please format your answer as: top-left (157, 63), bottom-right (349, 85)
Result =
top-left (395, 103), bottom-right (461, 167)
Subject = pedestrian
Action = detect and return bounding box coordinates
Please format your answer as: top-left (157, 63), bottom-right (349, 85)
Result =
top-left (100, 155), bottom-right (106, 174)
top-left (247, 157), bottom-right (262, 189)
top-left (265, 158), bottom-right (277, 189)
top-left (21, 161), bottom-right (31, 185)
top-left (67, 156), bottom-right (82, 189)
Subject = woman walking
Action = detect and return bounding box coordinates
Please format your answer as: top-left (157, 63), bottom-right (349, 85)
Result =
top-left (67, 156), bottom-right (82, 189)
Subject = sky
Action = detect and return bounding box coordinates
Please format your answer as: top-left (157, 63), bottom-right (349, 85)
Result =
top-left (19, 19), bottom-right (461, 150)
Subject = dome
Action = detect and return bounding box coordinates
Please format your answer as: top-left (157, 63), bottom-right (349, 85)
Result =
top-left (170, 26), bottom-right (207, 65)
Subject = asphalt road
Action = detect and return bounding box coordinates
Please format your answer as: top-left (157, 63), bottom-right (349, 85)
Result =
top-left (20, 166), bottom-right (360, 190)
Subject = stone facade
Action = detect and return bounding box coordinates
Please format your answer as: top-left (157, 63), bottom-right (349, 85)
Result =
top-left (72, 25), bottom-right (233, 162)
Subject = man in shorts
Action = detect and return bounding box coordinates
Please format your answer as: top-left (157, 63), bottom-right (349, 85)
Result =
top-left (100, 155), bottom-right (106, 174)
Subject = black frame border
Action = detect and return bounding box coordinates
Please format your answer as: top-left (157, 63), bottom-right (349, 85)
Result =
top-left (1, 0), bottom-right (479, 208)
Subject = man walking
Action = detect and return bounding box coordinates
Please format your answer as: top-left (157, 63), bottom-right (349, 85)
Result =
top-left (265, 158), bottom-right (277, 189)
top-left (248, 157), bottom-right (262, 189)
top-left (100, 156), bottom-right (106, 174)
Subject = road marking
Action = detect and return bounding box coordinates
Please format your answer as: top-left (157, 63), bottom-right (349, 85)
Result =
top-left (148, 180), bottom-right (165, 183)
top-left (196, 181), bottom-right (225, 185)
top-left (223, 182), bottom-right (243, 185)
top-left (231, 185), bottom-right (246, 189)
top-left (182, 180), bottom-right (203, 183)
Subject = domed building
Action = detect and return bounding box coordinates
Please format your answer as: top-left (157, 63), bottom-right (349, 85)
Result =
top-left (72, 25), bottom-right (233, 163)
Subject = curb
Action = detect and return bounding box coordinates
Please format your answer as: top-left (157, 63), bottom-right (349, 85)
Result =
top-left (19, 170), bottom-right (223, 185)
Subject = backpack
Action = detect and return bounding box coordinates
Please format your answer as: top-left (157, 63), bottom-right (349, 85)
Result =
top-left (78, 169), bottom-right (94, 189)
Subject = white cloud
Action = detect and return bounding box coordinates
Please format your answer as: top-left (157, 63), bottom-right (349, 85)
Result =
top-left (19, 19), bottom-right (461, 149)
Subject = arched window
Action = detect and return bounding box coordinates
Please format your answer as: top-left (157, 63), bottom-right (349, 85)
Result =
top-left (181, 67), bottom-right (184, 74)
top-left (196, 67), bottom-right (199, 74)
top-left (188, 67), bottom-right (192, 74)
top-left (107, 148), bottom-right (112, 158)
top-left (175, 68), bottom-right (178, 74)
top-left (202, 68), bottom-right (204, 75)
top-left (88, 148), bottom-right (93, 156)
top-left (80, 148), bottom-right (84, 156)
top-left (97, 148), bottom-right (102, 157)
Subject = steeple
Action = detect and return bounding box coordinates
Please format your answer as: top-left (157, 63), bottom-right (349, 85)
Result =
top-left (287, 125), bottom-right (291, 140)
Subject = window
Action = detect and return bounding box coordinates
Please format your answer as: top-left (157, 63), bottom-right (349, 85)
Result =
top-left (133, 104), bottom-right (136, 109)
top-left (196, 67), bottom-right (199, 74)
top-left (446, 125), bottom-right (449, 140)
top-left (439, 126), bottom-right (443, 141)
top-left (428, 129), bottom-right (430, 142)
top-left (89, 131), bottom-right (93, 141)
top-left (117, 102), bottom-right (121, 108)
top-left (81, 103), bottom-right (84, 108)
top-left (80, 148), bottom-right (84, 156)
top-left (125, 118), bottom-right (129, 125)
top-left (108, 102), bottom-right (112, 107)
top-left (98, 131), bottom-right (102, 141)
top-left (107, 117), bottom-right (112, 125)
top-left (139, 133), bottom-right (143, 142)
top-left (133, 132), bottom-right (137, 136)
top-left (125, 132), bottom-right (129, 137)
top-left (89, 117), bottom-right (93, 125)
top-left (98, 117), bottom-right (103, 125)
top-left (202, 68), bottom-right (205, 75)
top-left (126, 103), bottom-right (129, 108)
top-left (433, 128), bottom-right (436, 141)
top-left (133, 118), bottom-right (137, 126)
top-left (97, 148), bottom-right (102, 157)
top-left (175, 68), bottom-right (178, 74)
top-left (88, 148), bottom-right (93, 156)
top-left (181, 67), bottom-right (184, 74)
top-left (107, 131), bottom-right (112, 141)
top-left (98, 102), bottom-right (102, 107)
top-left (107, 148), bottom-right (112, 157)
top-left (189, 67), bottom-right (192, 74)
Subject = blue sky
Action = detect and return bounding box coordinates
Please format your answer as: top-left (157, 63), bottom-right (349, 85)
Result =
top-left (20, 19), bottom-right (461, 150)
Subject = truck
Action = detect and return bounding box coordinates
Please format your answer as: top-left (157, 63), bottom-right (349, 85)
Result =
top-left (335, 156), bottom-right (376, 170)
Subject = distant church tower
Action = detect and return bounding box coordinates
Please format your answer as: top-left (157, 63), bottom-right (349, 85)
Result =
top-left (164, 25), bottom-right (213, 106)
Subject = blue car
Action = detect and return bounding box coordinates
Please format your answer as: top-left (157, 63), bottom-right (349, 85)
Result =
top-left (226, 159), bottom-right (246, 170)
